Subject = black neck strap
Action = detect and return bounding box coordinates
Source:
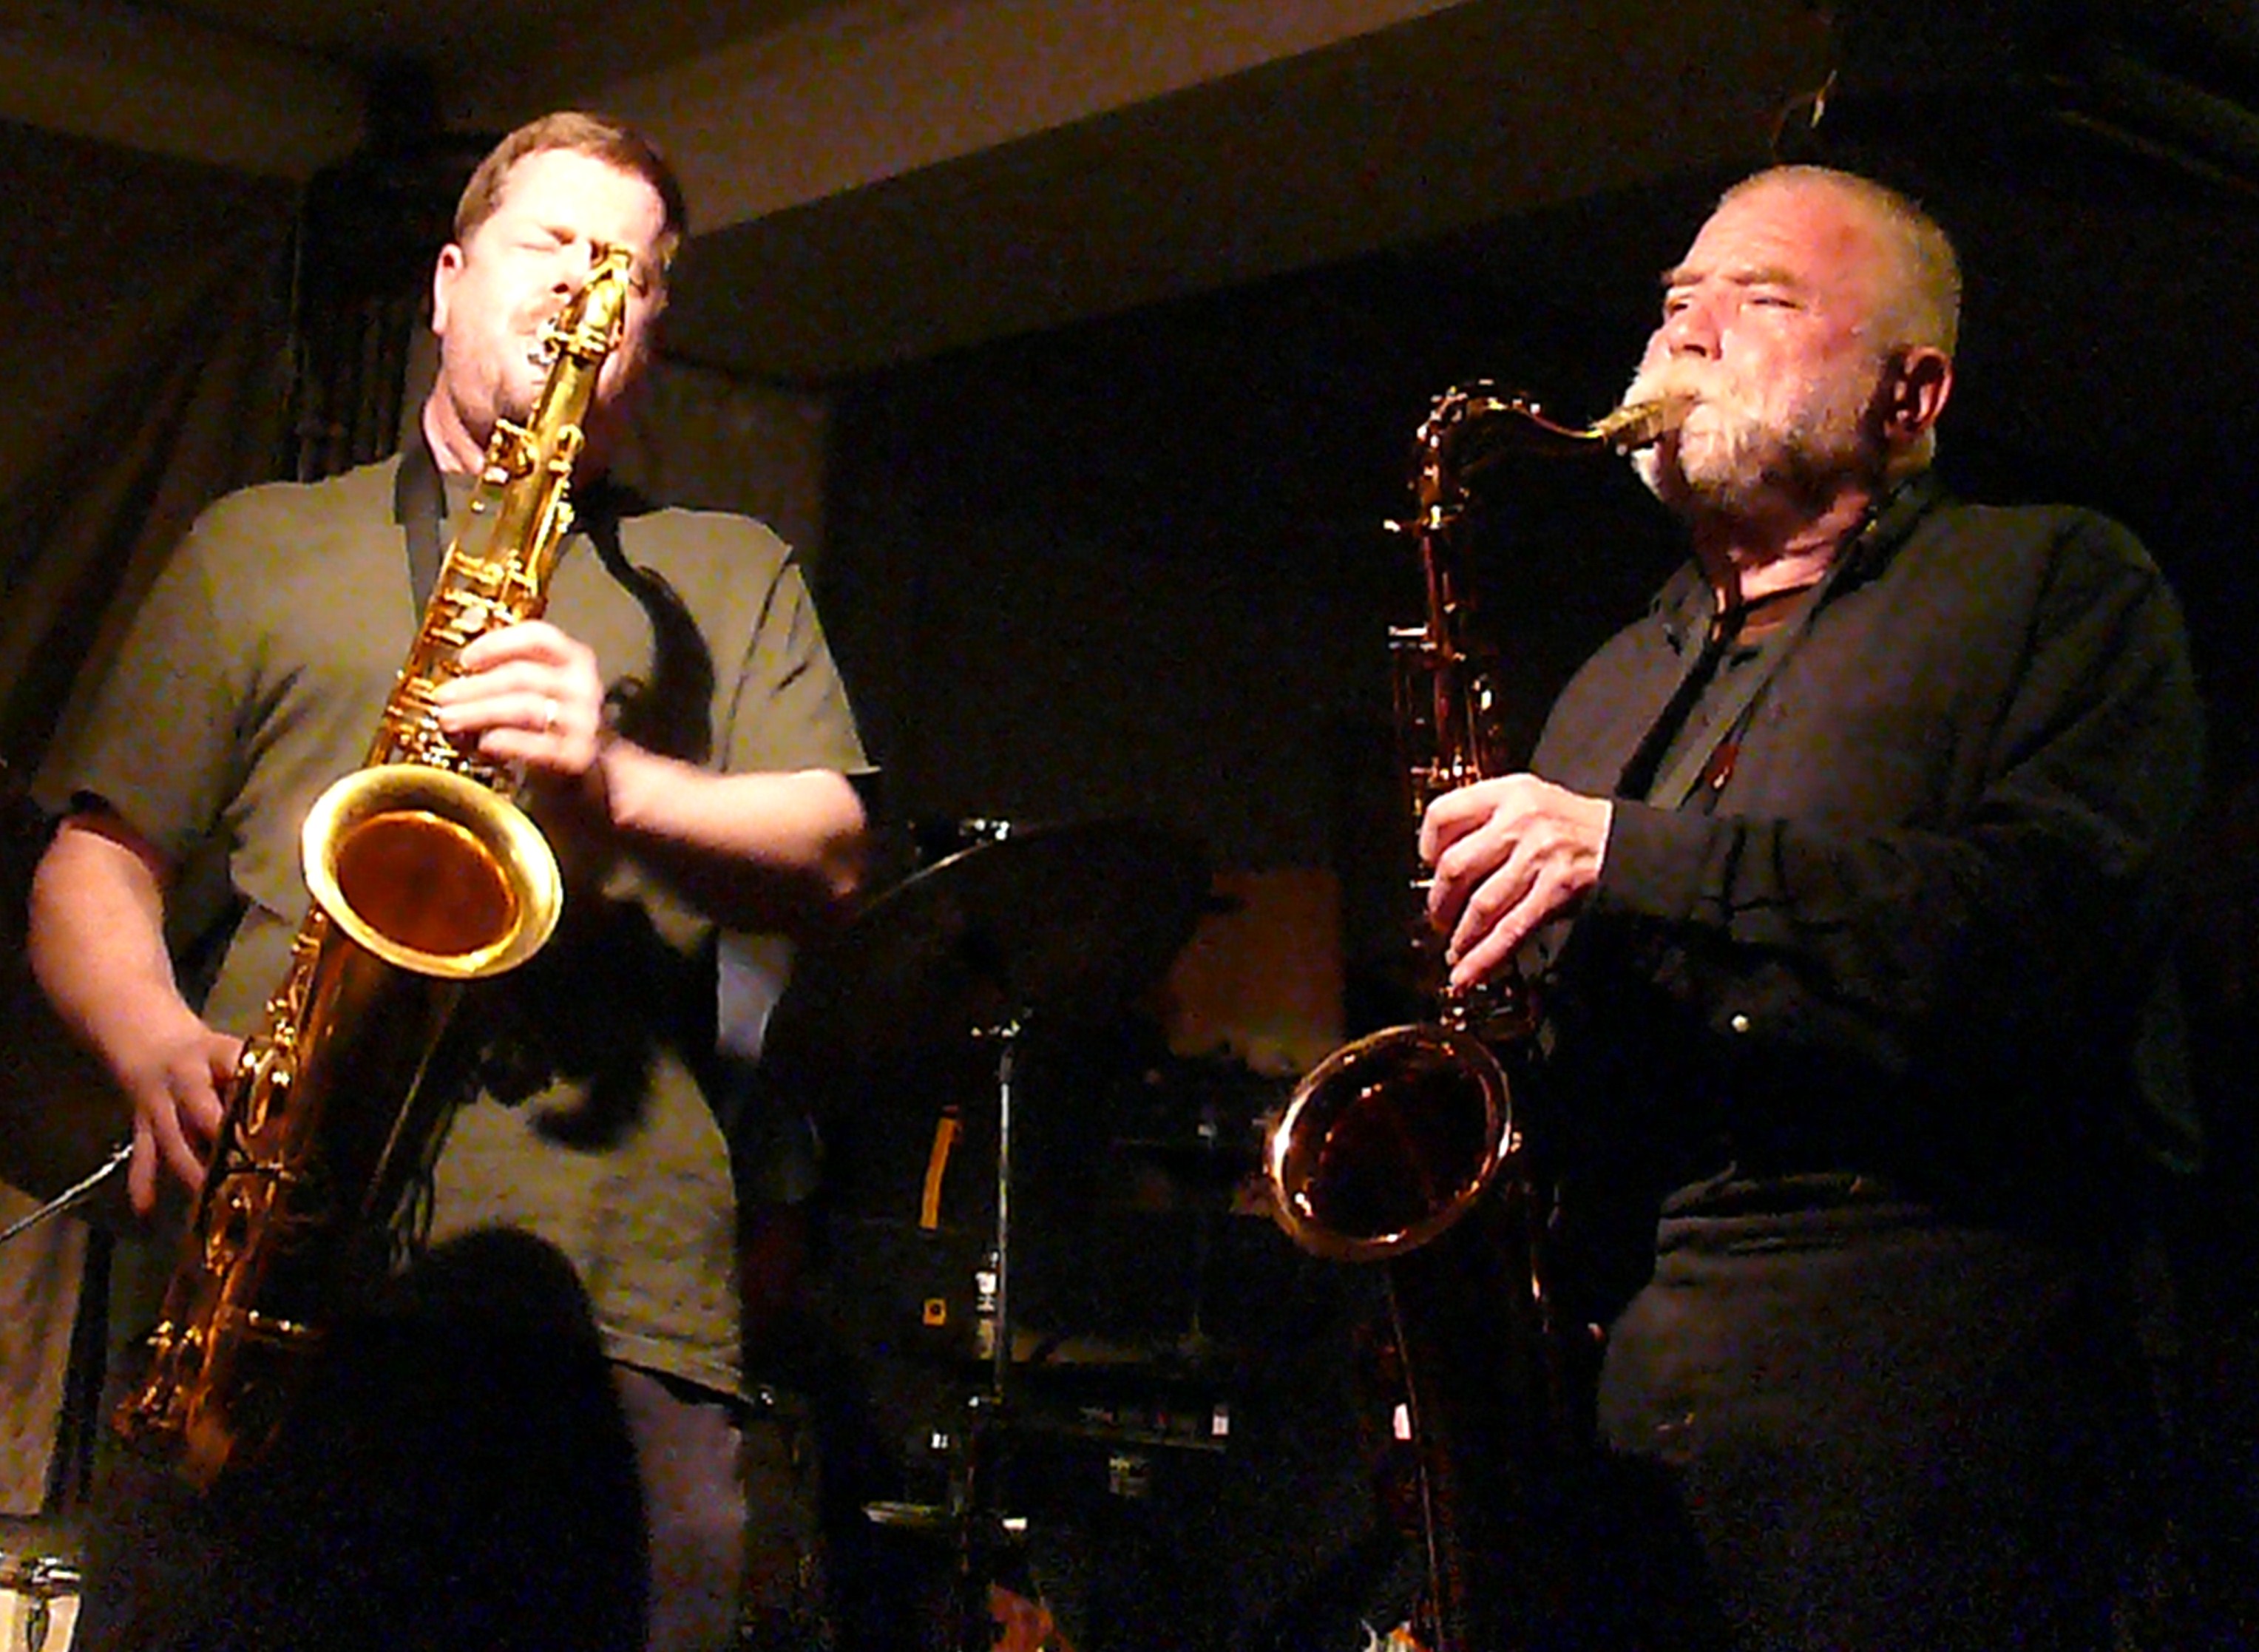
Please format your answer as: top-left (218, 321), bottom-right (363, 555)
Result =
top-left (393, 438), bottom-right (447, 612)
top-left (1633, 472), bottom-right (1940, 812)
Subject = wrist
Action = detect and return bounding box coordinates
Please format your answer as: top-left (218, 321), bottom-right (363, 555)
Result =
top-left (585, 728), bottom-right (649, 836)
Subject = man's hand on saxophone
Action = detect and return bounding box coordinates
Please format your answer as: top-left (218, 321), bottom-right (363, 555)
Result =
top-left (432, 617), bottom-right (609, 779)
top-left (28, 807), bottom-right (240, 1215)
top-left (1420, 773), bottom-right (1613, 991)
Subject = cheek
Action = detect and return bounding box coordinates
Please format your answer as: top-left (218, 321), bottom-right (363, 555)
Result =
top-left (613, 309), bottom-right (657, 370)
top-left (590, 335), bottom-right (651, 410)
top-left (457, 274), bottom-right (527, 348)
top-left (1716, 321), bottom-right (1779, 376)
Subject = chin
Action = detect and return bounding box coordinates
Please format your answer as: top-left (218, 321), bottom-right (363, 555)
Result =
top-left (1661, 430), bottom-right (1746, 501)
top-left (490, 382), bottom-right (542, 432)
top-left (1633, 447), bottom-right (1696, 512)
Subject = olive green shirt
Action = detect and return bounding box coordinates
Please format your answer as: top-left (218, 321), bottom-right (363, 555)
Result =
top-left (40, 451), bottom-right (870, 1398)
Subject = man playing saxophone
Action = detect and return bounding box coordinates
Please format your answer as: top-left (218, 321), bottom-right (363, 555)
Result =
top-left (29, 111), bottom-right (870, 1651)
top-left (1418, 166), bottom-right (2201, 1648)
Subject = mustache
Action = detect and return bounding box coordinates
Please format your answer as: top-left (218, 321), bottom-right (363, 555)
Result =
top-left (1622, 357), bottom-right (1763, 426)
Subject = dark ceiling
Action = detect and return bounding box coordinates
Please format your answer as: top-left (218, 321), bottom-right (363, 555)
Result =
top-left (121, 0), bottom-right (839, 116)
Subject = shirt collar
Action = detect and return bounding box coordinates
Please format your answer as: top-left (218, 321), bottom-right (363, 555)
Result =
top-left (1654, 468), bottom-right (1949, 655)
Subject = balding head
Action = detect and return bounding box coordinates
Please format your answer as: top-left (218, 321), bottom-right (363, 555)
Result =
top-left (1720, 166), bottom-right (1961, 361)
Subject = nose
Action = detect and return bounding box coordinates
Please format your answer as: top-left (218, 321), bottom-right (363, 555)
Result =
top-left (1657, 291), bottom-right (1720, 359)
top-left (552, 240), bottom-right (608, 292)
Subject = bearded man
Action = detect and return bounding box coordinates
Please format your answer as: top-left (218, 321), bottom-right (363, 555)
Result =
top-left (1420, 166), bottom-right (2202, 1648)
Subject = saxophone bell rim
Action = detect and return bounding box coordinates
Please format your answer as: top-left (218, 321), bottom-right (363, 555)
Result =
top-left (302, 764), bottom-right (562, 981)
top-left (1264, 1021), bottom-right (1515, 1263)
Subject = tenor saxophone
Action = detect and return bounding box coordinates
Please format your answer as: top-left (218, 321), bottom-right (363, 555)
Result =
top-left (1264, 382), bottom-right (1687, 1651)
top-left (116, 248), bottom-right (637, 1486)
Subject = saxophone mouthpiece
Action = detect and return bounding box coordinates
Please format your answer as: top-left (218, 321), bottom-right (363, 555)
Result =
top-left (1593, 391), bottom-right (1694, 452)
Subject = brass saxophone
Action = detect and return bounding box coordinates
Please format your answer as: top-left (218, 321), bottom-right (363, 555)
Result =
top-left (1264, 382), bottom-right (1687, 1651)
top-left (116, 247), bottom-right (637, 1486)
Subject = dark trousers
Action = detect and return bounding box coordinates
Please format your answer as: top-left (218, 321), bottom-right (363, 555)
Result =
top-left (71, 1230), bottom-right (803, 1652)
top-left (1578, 1200), bottom-right (2157, 1652)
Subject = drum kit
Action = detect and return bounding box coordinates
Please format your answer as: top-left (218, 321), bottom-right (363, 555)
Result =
top-left (759, 815), bottom-right (1256, 1651)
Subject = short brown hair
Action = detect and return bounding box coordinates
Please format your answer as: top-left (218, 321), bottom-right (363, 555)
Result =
top-left (454, 110), bottom-right (689, 274)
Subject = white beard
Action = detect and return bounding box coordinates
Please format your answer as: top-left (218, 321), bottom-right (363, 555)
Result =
top-left (1623, 353), bottom-right (1881, 515)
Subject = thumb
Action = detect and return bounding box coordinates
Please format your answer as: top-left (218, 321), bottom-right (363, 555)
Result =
top-left (129, 1115), bottom-right (158, 1218)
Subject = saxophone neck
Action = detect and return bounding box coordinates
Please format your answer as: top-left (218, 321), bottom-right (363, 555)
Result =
top-left (1588, 390), bottom-right (1694, 450)
top-left (1411, 382), bottom-right (1693, 515)
top-left (543, 244), bottom-right (635, 372)
top-left (461, 245), bottom-right (640, 576)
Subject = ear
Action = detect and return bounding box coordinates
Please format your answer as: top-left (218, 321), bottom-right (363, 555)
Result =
top-left (1880, 345), bottom-right (1952, 450)
top-left (430, 243), bottom-right (466, 337)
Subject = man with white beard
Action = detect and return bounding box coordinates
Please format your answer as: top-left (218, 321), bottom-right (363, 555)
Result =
top-left (1419, 166), bottom-right (2202, 1648)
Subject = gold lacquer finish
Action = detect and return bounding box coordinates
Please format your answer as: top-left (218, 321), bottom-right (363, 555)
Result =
top-left (1262, 382), bottom-right (1684, 1651)
top-left (116, 250), bottom-right (633, 1486)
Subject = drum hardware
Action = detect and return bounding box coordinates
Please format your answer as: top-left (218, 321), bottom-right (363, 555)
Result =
top-left (1105, 1452), bottom-right (1149, 1501)
top-left (920, 1017), bottom-right (1046, 1652)
top-left (765, 817), bottom-right (1208, 1652)
top-left (1012, 1380), bottom-right (1232, 1458)
top-left (864, 1497), bottom-right (1028, 1542)
top-left (1071, 1400), bottom-right (1228, 1456)
top-left (0, 1553), bottom-right (81, 1652)
top-left (0, 1145), bottom-right (131, 1250)
top-left (862, 1179), bottom-right (1237, 1651)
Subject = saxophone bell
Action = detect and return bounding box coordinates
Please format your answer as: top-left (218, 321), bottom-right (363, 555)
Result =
top-left (1266, 1023), bottom-right (1513, 1262)
top-left (305, 765), bottom-right (559, 981)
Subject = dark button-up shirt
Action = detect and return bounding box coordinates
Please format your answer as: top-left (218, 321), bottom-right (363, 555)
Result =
top-left (1529, 473), bottom-right (2204, 1255)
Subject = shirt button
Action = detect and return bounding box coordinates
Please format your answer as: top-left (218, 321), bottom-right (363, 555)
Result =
top-left (1729, 1012), bottom-right (1752, 1034)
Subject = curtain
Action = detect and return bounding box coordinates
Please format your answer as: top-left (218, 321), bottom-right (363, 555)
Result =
top-left (0, 118), bottom-right (297, 773)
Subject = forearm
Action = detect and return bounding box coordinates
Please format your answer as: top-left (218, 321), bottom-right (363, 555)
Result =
top-left (30, 814), bottom-right (243, 1209)
top-left (1581, 777), bottom-right (2188, 1093)
top-left (29, 816), bottom-right (200, 1070)
top-left (585, 740), bottom-right (868, 933)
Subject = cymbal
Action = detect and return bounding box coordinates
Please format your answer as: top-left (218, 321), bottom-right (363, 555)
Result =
top-left (764, 818), bottom-right (1207, 1086)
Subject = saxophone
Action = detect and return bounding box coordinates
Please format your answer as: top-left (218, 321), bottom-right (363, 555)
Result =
top-left (115, 247), bottom-right (636, 1486)
top-left (1264, 382), bottom-right (1687, 1651)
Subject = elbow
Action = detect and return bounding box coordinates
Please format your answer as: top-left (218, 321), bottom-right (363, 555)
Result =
top-left (816, 783), bottom-right (873, 907)
top-left (822, 839), bottom-right (867, 907)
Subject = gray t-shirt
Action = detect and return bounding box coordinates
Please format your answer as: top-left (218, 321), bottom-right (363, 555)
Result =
top-left (40, 450), bottom-right (870, 1398)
